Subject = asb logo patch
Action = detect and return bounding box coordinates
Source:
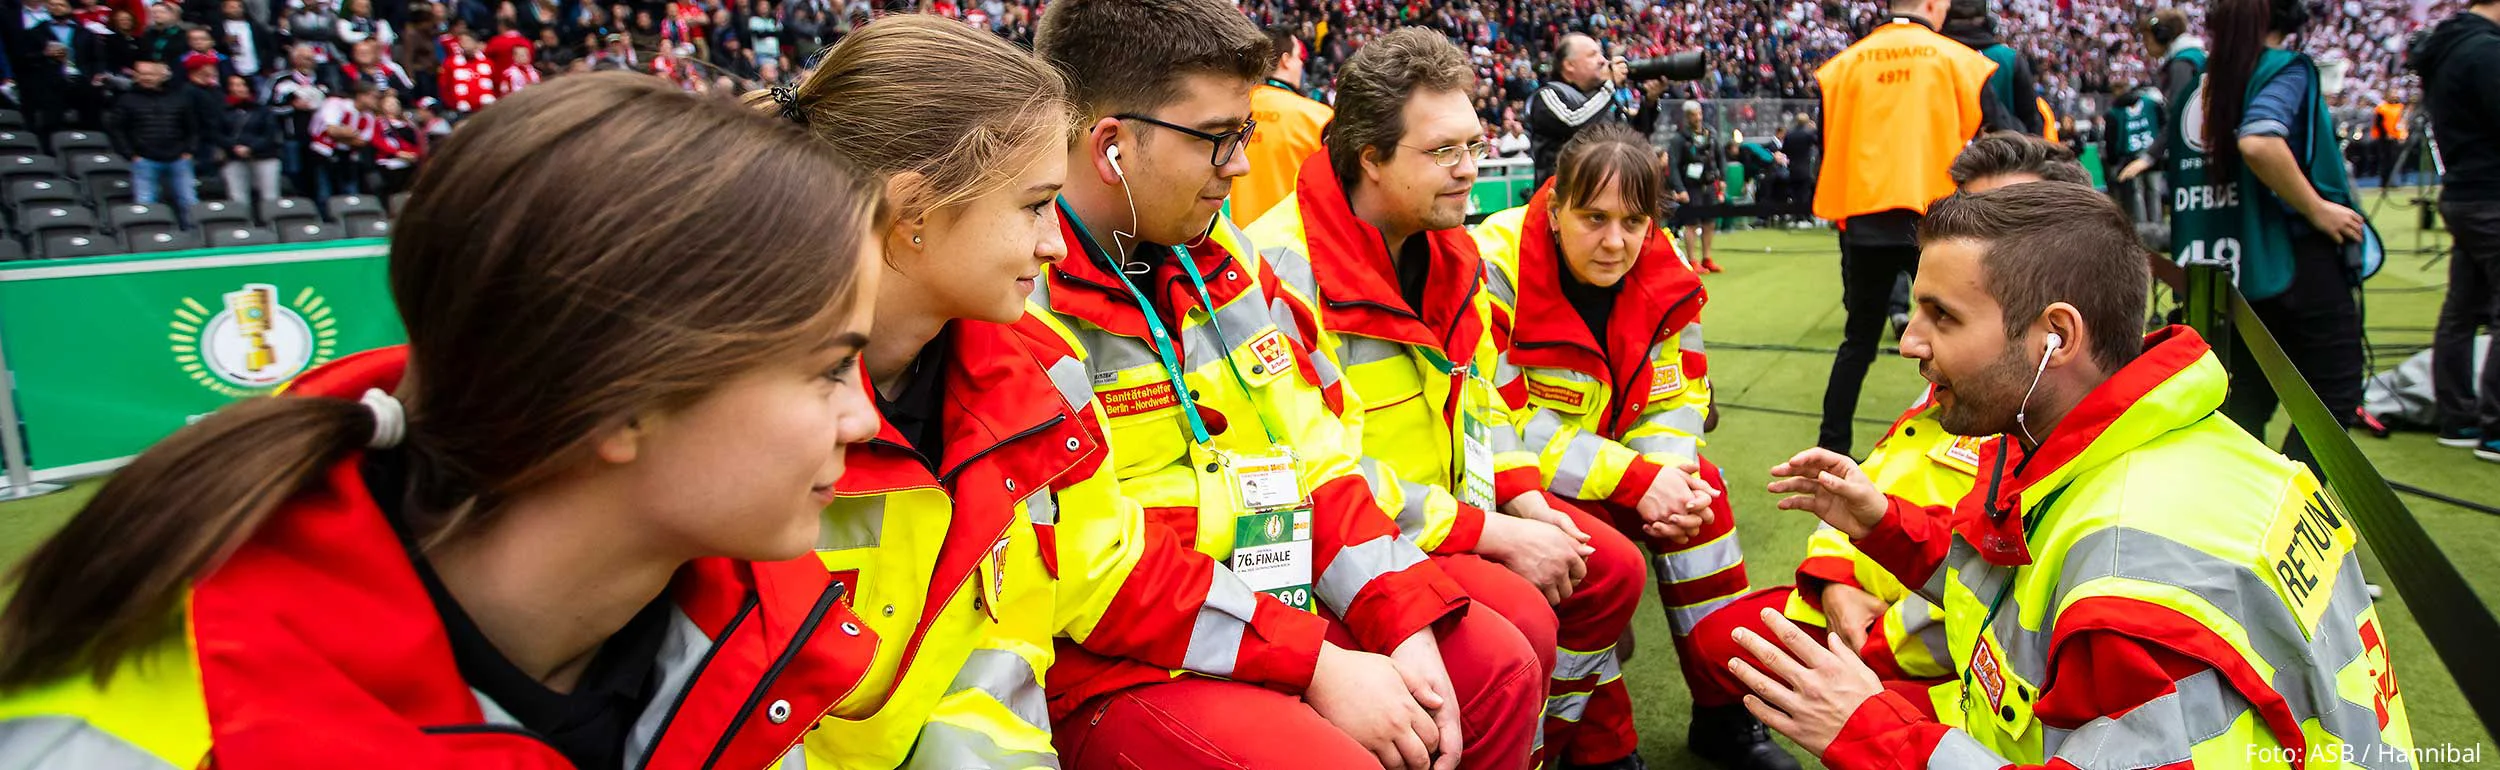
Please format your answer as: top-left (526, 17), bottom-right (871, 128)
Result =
top-left (1930, 434), bottom-right (1989, 475)
top-left (170, 282), bottom-right (339, 397)
top-left (1648, 360), bottom-right (1686, 398)
top-left (1249, 328), bottom-right (1295, 377)
top-left (1099, 380), bottom-right (1179, 418)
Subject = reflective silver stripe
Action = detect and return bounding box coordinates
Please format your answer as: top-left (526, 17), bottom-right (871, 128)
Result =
top-left (1625, 432), bottom-right (1699, 461)
top-left (1664, 595), bottom-right (1738, 636)
top-left (1646, 404), bottom-right (1707, 438)
top-left (1316, 535), bottom-right (1429, 615)
top-left (1355, 457), bottom-right (1395, 499)
top-left (1544, 691), bottom-right (1591, 722)
top-left (2048, 670), bottom-right (2247, 770)
top-left (1924, 729), bottom-right (2006, 770)
top-left (1482, 260), bottom-right (1517, 307)
top-left (1551, 432), bottom-right (1607, 499)
top-left (1658, 533), bottom-right (1744, 581)
top-left (1491, 354), bottom-right (1521, 389)
top-left (1394, 478), bottom-right (1435, 534)
top-left (1489, 421), bottom-right (1522, 454)
top-left (1531, 718), bottom-right (1545, 753)
top-left (1222, 217), bottom-right (1256, 259)
top-left (1184, 561), bottom-right (1259, 678)
top-left (1308, 345), bottom-right (1342, 389)
top-left (779, 744), bottom-right (809, 770)
top-left (1185, 290), bottom-right (1284, 371)
top-left (946, 649), bottom-right (1052, 732)
top-left (1340, 337), bottom-right (1408, 368)
top-left (1895, 593), bottom-right (1948, 660)
top-left (629, 606), bottom-right (717, 770)
top-left (1267, 297), bottom-right (1310, 348)
top-left (1553, 645), bottom-right (1620, 682)
top-left (1679, 322), bottom-right (1704, 353)
top-left (904, 722), bottom-right (1062, 770)
top-left (1046, 356), bottom-right (1093, 413)
top-left (0, 716), bottom-right (183, 770)
top-left (1262, 245), bottom-right (1316, 298)
top-left (2047, 526), bottom-right (2397, 757)
top-left (1024, 490), bottom-right (1058, 526)
top-left (1522, 410), bottom-right (1566, 454)
top-left (1921, 535), bottom-right (1977, 604)
top-left (1076, 327), bottom-right (1162, 374)
top-left (819, 496), bottom-right (886, 551)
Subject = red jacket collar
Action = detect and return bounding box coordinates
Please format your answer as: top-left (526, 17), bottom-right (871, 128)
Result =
top-left (1507, 182), bottom-right (1706, 383)
top-left (1955, 326), bottom-right (2215, 565)
top-left (1294, 152), bottom-right (1487, 360)
top-left (194, 347), bottom-right (874, 768)
top-left (1046, 200), bottom-right (1257, 340)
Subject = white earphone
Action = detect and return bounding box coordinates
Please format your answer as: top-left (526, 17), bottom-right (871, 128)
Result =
top-left (1105, 144), bottom-right (1124, 179)
top-left (2016, 331), bottom-right (2064, 446)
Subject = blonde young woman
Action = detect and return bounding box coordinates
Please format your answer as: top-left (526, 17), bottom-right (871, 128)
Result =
top-left (0, 73), bottom-right (887, 770)
top-left (759, 16), bottom-right (1416, 768)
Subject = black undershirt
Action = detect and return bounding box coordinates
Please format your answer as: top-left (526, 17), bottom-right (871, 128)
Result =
top-left (876, 325), bottom-right (954, 473)
top-left (1554, 237), bottom-right (1621, 343)
top-left (364, 450), bottom-right (673, 770)
top-left (1394, 237), bottom-right (1432, 318)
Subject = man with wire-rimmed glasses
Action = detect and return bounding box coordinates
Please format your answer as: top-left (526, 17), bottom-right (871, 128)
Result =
top-left (1248, 27), bottom-right (1663, 770)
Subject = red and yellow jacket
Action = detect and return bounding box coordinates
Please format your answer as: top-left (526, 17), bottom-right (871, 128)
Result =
top-left (1784, 387), bottom-right (1974, 683)
top-left (1834, 328), bottom-right (2413, 770)
top-left (0, 347), bottom-right (875, 770)
top-left (806, 316), bottom-right (1324, 768)
top-left (1248, 152), bottom-right (1557, 555)
top-left (1035, 206), bottom-right (1468, 717)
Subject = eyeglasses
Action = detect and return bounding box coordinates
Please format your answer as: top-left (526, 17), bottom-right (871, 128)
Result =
top-left (1114, 113), bottom-right (1259, 167)
top-left (1401, 139), bottom-right (1492, 168)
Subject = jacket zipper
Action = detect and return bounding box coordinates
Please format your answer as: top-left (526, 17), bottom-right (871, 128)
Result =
top-left (938, 413), bottom-right (1070, 487)
top-left (696, 580), bottom-right (850, 770)
top-left (1602, 287), bottom-right (1701, 437)
top-left (629, 594), bottom-right (759, 770)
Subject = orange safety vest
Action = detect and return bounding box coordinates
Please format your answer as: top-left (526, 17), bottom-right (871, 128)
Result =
top-left (1236, 80), bottom-right (1335, 227)
top-left (2037, 97), bottom-right (2058, 143)
top-left (1811, 17), bottom-right (1998, 222)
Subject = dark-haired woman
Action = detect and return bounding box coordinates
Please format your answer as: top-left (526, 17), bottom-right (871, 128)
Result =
top-left (0, 73), bottom-right (887, 770)
top-left (2174, 0), bottom-right (2378, 468)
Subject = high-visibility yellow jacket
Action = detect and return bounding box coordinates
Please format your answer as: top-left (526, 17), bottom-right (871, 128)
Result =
top-left (1830, 328), bottom-right (2414, 770)
top-left (1034, 202), bottom-right (1470, 716)
top-left (1470, 191), bottom-right (1712, 514)
top-left (1813, 17), bottom-right (1999, 222)
top-left (805, 316), bottom-right (1325, 769)
top-left (1245, 153), bottom-right (1553, 555)
top-left (0, 348), bottom-right (871, 770)
top-left (1783, 388), bottom-right (1977, 683)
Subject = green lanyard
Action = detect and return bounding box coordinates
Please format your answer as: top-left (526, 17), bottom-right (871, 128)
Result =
top-left (1064, 204), bottom-right (1285, 447)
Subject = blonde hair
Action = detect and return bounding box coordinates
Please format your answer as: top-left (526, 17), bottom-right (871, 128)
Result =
top-left (755, 15), bottom-right (1072, 220)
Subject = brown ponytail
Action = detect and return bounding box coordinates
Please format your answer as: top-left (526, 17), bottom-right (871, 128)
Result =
top-left (0, 72), bottom-right (883, 690)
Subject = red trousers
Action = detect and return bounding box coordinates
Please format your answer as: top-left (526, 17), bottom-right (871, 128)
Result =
top-left (1684, 587), bottom-right (1949, 713)
top-left (1591, 458), bottom-right (1753, 712)
top-left (1053, 593), bottom-right (1543, 770)
top-left (1446, 504), bottom-right (1647, 767)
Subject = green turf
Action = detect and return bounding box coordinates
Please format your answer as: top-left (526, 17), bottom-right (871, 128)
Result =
top-left (0, 193), bottom-right (2488, 765)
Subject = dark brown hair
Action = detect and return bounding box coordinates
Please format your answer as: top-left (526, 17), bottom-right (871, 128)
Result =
top-left (1325, 27), bottom-right (1474, 187)
top-left (2202, 0), bottom-right (2299, 177)
top-left (1948, 131), bottom-right (2093, 187)
top-left (0, 72), bottom-right (882, 690)
top-left (1919, 182), bottom-right (2149, 373)
top-left (2142, 8), bottom-right (2191, 47)
top-left (757, 15), bottom-right (1072, 222)
top-left (1551, 122), bottom-right (1666, 221)
top-left (1033, 0), bottom-right (1271, 120)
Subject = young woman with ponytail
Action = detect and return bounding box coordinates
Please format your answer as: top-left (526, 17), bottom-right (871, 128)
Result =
top-left (0, 72), bottom-right (889, 770)
top-left (757, 16), bottom-right (1437, 769)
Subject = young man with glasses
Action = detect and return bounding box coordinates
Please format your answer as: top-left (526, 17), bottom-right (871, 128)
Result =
top-left (1033, 3), bottom-right (1545, 769)
top-left (1248, 27), bottom-right (1664, 770)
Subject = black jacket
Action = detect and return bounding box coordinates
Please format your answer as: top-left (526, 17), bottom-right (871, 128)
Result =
top-left (2410, 11), bottom-right (2500, 203)
top-left (1945, 22), bottom-right (2041, 135)
top-left (1526, 79), bottom-right (1619, 184)
top-left (107, 82), bottom-right (223, 161)
top-left (225, 100), bottom-right (285, 159)
top-left (8, 18), bottom-right (102, 105)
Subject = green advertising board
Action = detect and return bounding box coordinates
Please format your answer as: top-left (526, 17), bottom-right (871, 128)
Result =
top-left (0, 240), bottom-right (402, 479)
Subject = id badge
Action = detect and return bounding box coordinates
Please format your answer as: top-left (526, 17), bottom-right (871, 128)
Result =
top-left (1221, 449), bottom-right (1315, 611)
top-left (1459, 412), bottom-right (1497, 511)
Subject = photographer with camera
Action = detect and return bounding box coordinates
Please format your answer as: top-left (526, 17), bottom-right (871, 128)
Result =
top-left (1526, 33), bottom-right (1703, 185)
top-left (1811, 0), bottom-right (2018, 456)
top-left (2410, 0), bottom-right (2500, 460)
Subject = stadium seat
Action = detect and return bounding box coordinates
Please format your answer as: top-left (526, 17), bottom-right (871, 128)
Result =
top-left (344, 214), bottom-right (390, 238)
top-left (0, 130), bottom-right (38, 154)
top-left (68, 153), bottom-right (129, 187)
top-left (278, 221), bottom-right (342, 243)
top-left (40, 232), bottom-right (118, 259)
top-left (89, 174), bottom-right (134, 204)
top-left (121, 222), bottom-right (184, 244)
top-left (6, 178), bottom-right (82, 208)
top-left (0, 109), bottom-right (22, 128)
top-left (264, 196), bottom-right (319, 226)
top-left (49, 131), bottom-right (110, 154)
top-left (0, 154), bottom-right (63, 184)
top-left (207, 226), bottom-right (278, 247)
top-left (129, 228), bottom-right (206, 253)
top-left (105, 202), bottom-right (178, 233)
top-left (194, 199), bottom-right (253, 226)
top-left (0, 237), bottom-right (24, 261)
top-left (330, 194), bottom-right (385, 221)
top-left (16, 204), bottom-right (98, 237)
